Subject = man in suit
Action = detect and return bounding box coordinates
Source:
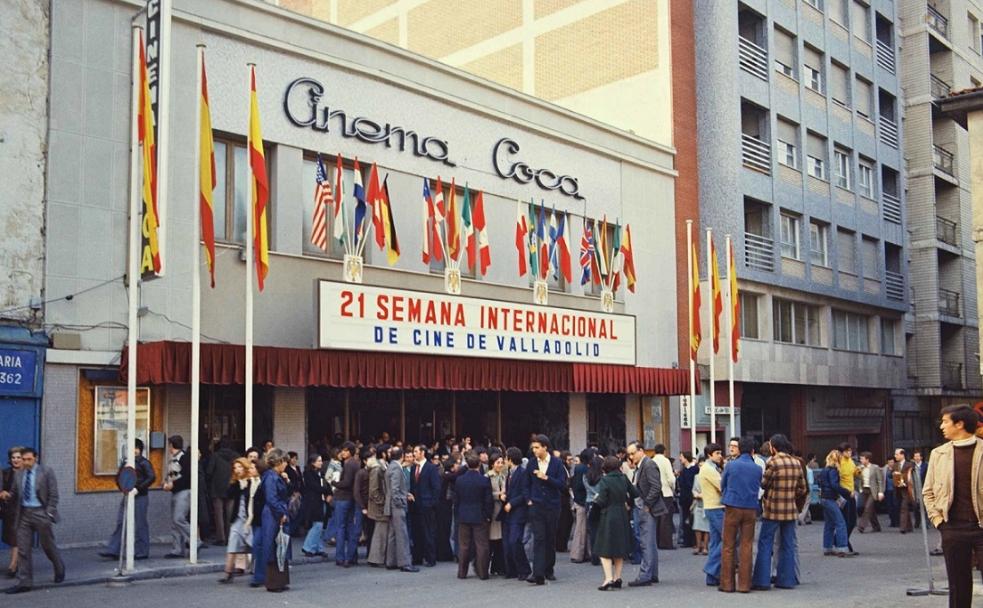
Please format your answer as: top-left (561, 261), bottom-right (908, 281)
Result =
top-left (384, 447), bottom-right (418, 572)
top-left (410, 444), bottom-right (441, 567)
top-left (4, 447), bottom-right (65, 594)
top-left (503, 447), bottom-right (530, 580)
top-left (525, 434), bottom-right (567, 585)
top-left (454, 452), bottom-right (493, 579)
top-left (888, 448), bottom-right (915, 533)
top-left (857, 451), bottom-right (884, 533)
top-left (912, 449), bottom-right (928, 528)
top-left (100, 438), bottom-right (156, 560)
top-left (626, 441), bottom-right (667, 587)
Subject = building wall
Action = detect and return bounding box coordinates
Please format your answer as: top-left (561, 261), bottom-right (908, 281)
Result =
top-left (0, 0), bottom-right (49, 325)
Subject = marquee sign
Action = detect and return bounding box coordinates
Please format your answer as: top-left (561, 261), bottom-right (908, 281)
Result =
top-left (317, 280), bottom-right (636, 365)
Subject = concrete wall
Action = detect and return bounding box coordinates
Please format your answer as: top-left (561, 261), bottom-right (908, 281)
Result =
top-left (0, 0), bottom-right (49, 325)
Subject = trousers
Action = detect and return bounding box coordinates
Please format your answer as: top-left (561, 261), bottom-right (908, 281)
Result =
top-left (504, 518), bottom-right (530, 577)
top-left (569, 504), bottom-right (589, 561)
top-left (857, 488), bottom-right (881, 532)
top-left (752, 519), bottom-right (797, 589)
top-left (15, 508), bottom-right (65, 588)
top-left (170, 490), bottom-right (191, 555)
top-left (637, 507), bottom-right (660, 582)
top-left (940, 523), bottom-right (983, 608)
top-left (411, 505), bottom-right (437, 565)
top-left (457, 522), bottom-right (490, 579)
top-left (385, 507), bottom-right (412, 568)
top-left (720, 507), bottom-right (756, 593)
top-left (105, 494), bottom-right (150, 558)
top-left (529, 505), bottom-right (559, 579)
top-left (703, 508), bottom-right (724, 584)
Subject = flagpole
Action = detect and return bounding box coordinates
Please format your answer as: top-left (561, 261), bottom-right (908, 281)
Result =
top-left (189, 44), bottom-right (205, 565)
top-left (706, 228), bottom-right (716, 444)
top-left (245, 64), bottom-right (255, 451)
top-left (155, 0), bottom-right (172, 273)
top-left (726, 234), bottom-right (736, 441)
top-left (686, 220), bottom-right (696, 454)
top-left (124, 23), bottom-right (142, 575)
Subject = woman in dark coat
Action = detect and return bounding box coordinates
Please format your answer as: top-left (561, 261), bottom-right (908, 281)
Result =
top-left (591, 455), bottom-right (638, 591)
top-left (301, 454), bottom-right (331, 556)
top-left (259, 449), bottom-right (292, 592)
top-left (1, 447), bottom-right (24, 577)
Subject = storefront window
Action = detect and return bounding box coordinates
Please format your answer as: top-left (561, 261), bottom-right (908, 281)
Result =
top-left (456, 391), bottom-right (498, 445)
top-left (404, 390), bottom-right (454, 446)
top-left (587, 393), bottom-right (626, 456)
top-left (501, 392), bottom-right (568, 450)
top-left (93, 386), bottom-right (150, 475)
top-left (350, 389), bottom-right (401, 443)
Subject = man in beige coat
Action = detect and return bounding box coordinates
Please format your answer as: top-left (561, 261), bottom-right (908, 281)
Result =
top-left (922, 405), bottom-right (983, 608)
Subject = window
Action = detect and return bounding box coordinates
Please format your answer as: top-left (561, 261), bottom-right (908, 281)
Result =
top-left (970, 14), bottom-right (981, 54)
top-left (832, 309), bottom-right (870, 351)
top-left (213, 136), bottom-right (271, 245)
top-left (804, 0), bottom-right (824, 11)
top-left (852, 1), bottom-right (871, 42)
top-left (830, 61), bottom-right (850, 107)
top-left (861, 236), bottom-right (879, 278)
top-left (774, 298), bottom-right (821, 345)
top-left (834, 147), bottom-right (851, 189)
top-left (774, 27), bottom-right (797, 78)
top-left (858, 159), bottom-right (874, 198)
top-left (94, 387), bottom-right (151, 475)
top-left (880, 318), bottom-right (897, 354)
top-left (855, 76), bottom-right (874, 119)
top-left (806, 132), bottom-right (827, 180)
top-left (302, 156), bottom-right (360, 259)
top-left (809, 221), bottom-right (829, 266)
top-left (804, 46), bottom-right (824, 93)
top-left (776, 119), bottom-right (799, 168)
top-left (837, 228), bottom-right (856, 273)
top-left (740, 292), bottom-right (760, 339)
top-left (830, 0), bottom-right (848, 25)
top-left (780, 212), bottom-right (800, 259)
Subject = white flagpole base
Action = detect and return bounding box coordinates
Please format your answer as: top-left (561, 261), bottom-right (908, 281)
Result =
top-left (445, 267), bottom-right (461, 294)
top-left (600, 288), bottom-right (614, 312)
top-left (343, 254), bottom-right (363, 283)
top-left (533, 280), bottom-right (548, 305)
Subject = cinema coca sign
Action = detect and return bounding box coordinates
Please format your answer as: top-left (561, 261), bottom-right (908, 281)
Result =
top-left (317, 280), bottom-right (635, 365)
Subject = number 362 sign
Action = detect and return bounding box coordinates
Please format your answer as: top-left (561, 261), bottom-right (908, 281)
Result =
top-left (0, 348), bottom-right (38, 396)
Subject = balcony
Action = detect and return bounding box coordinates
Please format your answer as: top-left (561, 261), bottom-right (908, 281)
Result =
top-left (875, 40), bottom-right (896, 74)
top-left (738, 36), bottom-right (769, 81)
top-left (879, 116), bottom-right (899, 149)
top-left (933, 144), bottom-right (955, 177)
top-left (882, 192), bottom-right (902, 224)
top-left (927, 5), bottom-right (948, 39)
top-left (942, 362), bottom-right (964, 390)
top-left (885, 271), bottom-right (904, 302)
top-left (741, 133), bottom-right (772, 174)
top-left (744, 232), bottom-right (775, 272)
top-left (930, 74), bottom-right (951, 99)
top-left (939, 288), bottom-right (961, 317)
top-left (936, 216), bottom-right (958, 246)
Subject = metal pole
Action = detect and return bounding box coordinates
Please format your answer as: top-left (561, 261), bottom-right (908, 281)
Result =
top-left (245, 64), bottom-right (255, 449)
top-left (726, 234), bottom-right (736, 439)
top-left (686, 220), bottom-right (696, 453)
top-left (124, 24), bottom-right (143, 575)
top-left (189, 44), bottom-right (205, 565)
top-left (155, 0), bottom-right (173, 272)
top-left (706, 228), bottom-right (716, 444)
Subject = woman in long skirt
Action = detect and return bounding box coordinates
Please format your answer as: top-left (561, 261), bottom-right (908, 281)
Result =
top-left (260, 449), bottom-right (293, 592)
top-left (219, 458), bottom-right (257, 583)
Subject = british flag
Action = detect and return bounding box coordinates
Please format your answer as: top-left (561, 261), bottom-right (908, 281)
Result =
top-left (310, 154), bottom-right (331, 251)
top-left (580, 219), bottom-right (594, 286)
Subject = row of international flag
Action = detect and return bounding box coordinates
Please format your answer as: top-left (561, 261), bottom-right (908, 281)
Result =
top-left (689, 228), bottom-right (740, 364)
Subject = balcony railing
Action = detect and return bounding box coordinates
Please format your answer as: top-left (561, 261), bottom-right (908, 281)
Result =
top-left (882, 192), bottom-right (902, 224)
top-left (744, 232), bottom-right (775, 272)
top-left (741, 133), bottom-right (772, 174)
top-left (936, 216), bottom-right (958, 246)
top-left (933, 144), bottom-right (955, 177)
top-left (939, 288), bottom-right (961, 317)
top-left (879, 116), bottom-right (899, 149)
top-left (875, 39), bottom-right (896, 74)
top-left (942, 362), bottom-right (964, 390)
top-left (885, 271), bottom-right (905, 302)
top-left (738, 36), bottom-right (769, 81)
top-left (930, 74), bottom-right (951, 99)
top-left (927, 5), bottom-right (949, 39)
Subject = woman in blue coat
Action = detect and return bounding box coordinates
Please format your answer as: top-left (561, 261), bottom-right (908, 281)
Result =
top-left (260, 449), bottom-right (292, 592)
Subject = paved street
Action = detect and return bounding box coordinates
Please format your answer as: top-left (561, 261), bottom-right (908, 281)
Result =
top-left (1, 522), bottom-right (968, 608)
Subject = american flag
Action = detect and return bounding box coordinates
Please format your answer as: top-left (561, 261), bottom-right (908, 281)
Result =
top-left (580, 219), bottom-right (594, 286)
top-left (310, 154), bottom-right (331, 251)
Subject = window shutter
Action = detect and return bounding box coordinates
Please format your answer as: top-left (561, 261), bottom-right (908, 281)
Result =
top-left (838, 229), bottom-right (856, 273)
top-left (774, 28), bottom-right (795, 67)
top-left (862, 237), bottom-right (879, 278)
top-left (855, 78), bottom-right (873, 116)
top-left (830, 62), bottom-right (849, 104)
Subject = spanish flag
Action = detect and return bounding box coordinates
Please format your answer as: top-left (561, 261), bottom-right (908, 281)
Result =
top-left (199, 54), bottom-right (217, 287)
top-left (690, 242), bottom-right (701, 360)
top-left (729, 239), bottom-right (741, 363)
top-left (138, 32), bottom-right (161, 275)
top-left (711, 238), bottom-right (723, 354)
top-left (248, 66), bottom-right (269, 291)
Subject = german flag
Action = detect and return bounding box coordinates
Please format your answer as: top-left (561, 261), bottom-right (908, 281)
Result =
top-left (138, 32), bottom-right (161, 275)
top-left (198, 53), bottom-right (216, 287)
top-left (381, 176), bottom-right (400, 266)
top-left (248, 66), bottom-right (269, 291)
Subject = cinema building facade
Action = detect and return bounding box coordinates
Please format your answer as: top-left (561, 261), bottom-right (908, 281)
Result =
top-left (26, 0), bottom-right (685, 544)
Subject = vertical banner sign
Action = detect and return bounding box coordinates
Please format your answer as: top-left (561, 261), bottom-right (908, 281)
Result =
top-left (142, 0), bottom-right (162, 278)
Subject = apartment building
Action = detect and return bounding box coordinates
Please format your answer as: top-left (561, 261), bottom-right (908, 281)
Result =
top-left (895, 0), bottom-right (983, 450)
top-left (693, 0), bottom-right (908, 459)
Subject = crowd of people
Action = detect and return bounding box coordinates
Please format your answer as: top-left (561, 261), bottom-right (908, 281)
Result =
top-left (1, 404), bottom-right (982, 606)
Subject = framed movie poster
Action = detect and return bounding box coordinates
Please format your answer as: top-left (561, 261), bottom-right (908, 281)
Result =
top-left (93, 386), bottom-right (151, 475)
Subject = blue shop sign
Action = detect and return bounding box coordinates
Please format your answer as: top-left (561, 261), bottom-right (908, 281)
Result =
top-left (0, 348), bottom-right (38, 396)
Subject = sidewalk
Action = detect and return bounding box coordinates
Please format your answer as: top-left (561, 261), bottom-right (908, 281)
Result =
top-left (0, 538), bottom-right (326, 591)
